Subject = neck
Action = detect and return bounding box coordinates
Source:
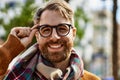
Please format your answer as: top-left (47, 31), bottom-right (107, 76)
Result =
top-left (52, 55), bottom-right (70, 73)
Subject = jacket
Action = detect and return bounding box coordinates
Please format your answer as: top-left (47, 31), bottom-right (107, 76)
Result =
top-left (0, 34), bottom-right (101, 80)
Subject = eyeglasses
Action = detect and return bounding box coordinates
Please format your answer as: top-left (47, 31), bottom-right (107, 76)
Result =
top-left (36, 23), bottom-right (73, 37)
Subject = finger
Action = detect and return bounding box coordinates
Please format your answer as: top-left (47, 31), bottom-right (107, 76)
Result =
top-left (17, 27), bottom-right (31, 38)
top-left (31, 24), bottom-right (39, 30)
top-left (10, 27), bottom-right (22, 36)
top-left (27, 29), bottom-right (37, 41)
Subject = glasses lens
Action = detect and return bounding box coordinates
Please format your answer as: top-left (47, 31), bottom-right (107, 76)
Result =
top-left (39, 26), bottom-right (52, 37)
top-left (38, 24), bottom-right (72, 37)
top-left (57, 24), bottom-right (70, 36)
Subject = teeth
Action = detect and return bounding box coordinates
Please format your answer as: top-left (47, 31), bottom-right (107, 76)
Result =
top-left (49, 44), bottom-right (61, 48)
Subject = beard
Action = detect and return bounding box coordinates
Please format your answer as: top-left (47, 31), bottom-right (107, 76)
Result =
top-left (40, 39), bottom-right (73, 63)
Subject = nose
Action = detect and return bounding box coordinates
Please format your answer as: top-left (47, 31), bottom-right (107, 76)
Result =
top-left (50, 28), bottom-right (60, 41)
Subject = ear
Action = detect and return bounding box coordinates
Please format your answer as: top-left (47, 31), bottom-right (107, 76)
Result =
top-left (72, 27), bottom-right (76, 40)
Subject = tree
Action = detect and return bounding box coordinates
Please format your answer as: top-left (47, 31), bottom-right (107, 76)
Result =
top-left (1, 0), bottom-right (35, 40)
top-left (112, 0), bottom-right (119, 80)
top-left (1, 0), bottom-right (88, 45)
top-left (40, 0), bottom-right (88, 45)
top-left (64, 0), bottom-right (89, 45)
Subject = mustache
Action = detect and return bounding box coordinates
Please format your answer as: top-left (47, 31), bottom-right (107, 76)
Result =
top-left (46, 39), bottom-right (66, 45)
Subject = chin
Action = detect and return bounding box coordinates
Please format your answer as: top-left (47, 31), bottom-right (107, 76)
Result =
top-left (46, 53), bottom-right (68, 63)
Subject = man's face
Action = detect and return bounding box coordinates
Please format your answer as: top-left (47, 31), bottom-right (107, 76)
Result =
top-left (35, 10), bottom-right (76, 63)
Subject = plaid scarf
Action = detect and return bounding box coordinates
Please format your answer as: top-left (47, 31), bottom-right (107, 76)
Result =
top-left (4, 43), bottom-right (84, 80)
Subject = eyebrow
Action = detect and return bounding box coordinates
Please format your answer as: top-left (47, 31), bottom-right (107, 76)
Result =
top-left (38, 23), bottom-right (72, 27)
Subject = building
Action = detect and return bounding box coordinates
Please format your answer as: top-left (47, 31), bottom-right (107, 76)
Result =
top-left (91, 9), bottom-right (113, 78)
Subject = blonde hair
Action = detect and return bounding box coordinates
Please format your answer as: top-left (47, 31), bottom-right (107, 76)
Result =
top-left (34, 0), bottom-right (74, 25)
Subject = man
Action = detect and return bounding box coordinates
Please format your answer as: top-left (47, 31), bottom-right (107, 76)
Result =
top-left (0, 0), bottom-right (101, 80)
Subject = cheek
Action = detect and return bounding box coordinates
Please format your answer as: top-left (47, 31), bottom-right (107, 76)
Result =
top-left (37, 38), bottom-right (46, 46)
top-left (66, 35), bottom-right (74, 47)
top-left (36, 35), bottom-right (46, 49)
top-left (36, 32), bottom-right (45, 44)
top-left (63, 36), bottom-right (74, 48)
top-left (67, 32), bottom-right (75, 41)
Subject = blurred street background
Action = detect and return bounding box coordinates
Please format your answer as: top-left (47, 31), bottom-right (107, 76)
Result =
top-left (0, 0), bottom-right (120, 80)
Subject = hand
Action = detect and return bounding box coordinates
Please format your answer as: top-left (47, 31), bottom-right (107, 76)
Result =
top-left (10, 25), bottom-right (38, 47)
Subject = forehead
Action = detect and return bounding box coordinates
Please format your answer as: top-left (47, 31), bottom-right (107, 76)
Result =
top-left (39, 10), bottom-right (70, 25)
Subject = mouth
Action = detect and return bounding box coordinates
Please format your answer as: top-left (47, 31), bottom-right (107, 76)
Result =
top-left (48, 44), bottom-right (64, 52)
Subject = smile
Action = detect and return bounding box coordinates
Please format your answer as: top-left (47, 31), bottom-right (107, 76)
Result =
top-left (49, 44), bottom-right (62, 48)
top-left (48, 44), bottom-right (64, 52)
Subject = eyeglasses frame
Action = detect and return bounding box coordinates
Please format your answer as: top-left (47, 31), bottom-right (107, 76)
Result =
top-left (36, 23), bottom-right (73, 38)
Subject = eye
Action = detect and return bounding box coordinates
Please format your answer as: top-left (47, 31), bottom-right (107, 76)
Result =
top-left (40, 26), bottom-right (51, 35)
top-left (57, 25), bottom-right (69, 34)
